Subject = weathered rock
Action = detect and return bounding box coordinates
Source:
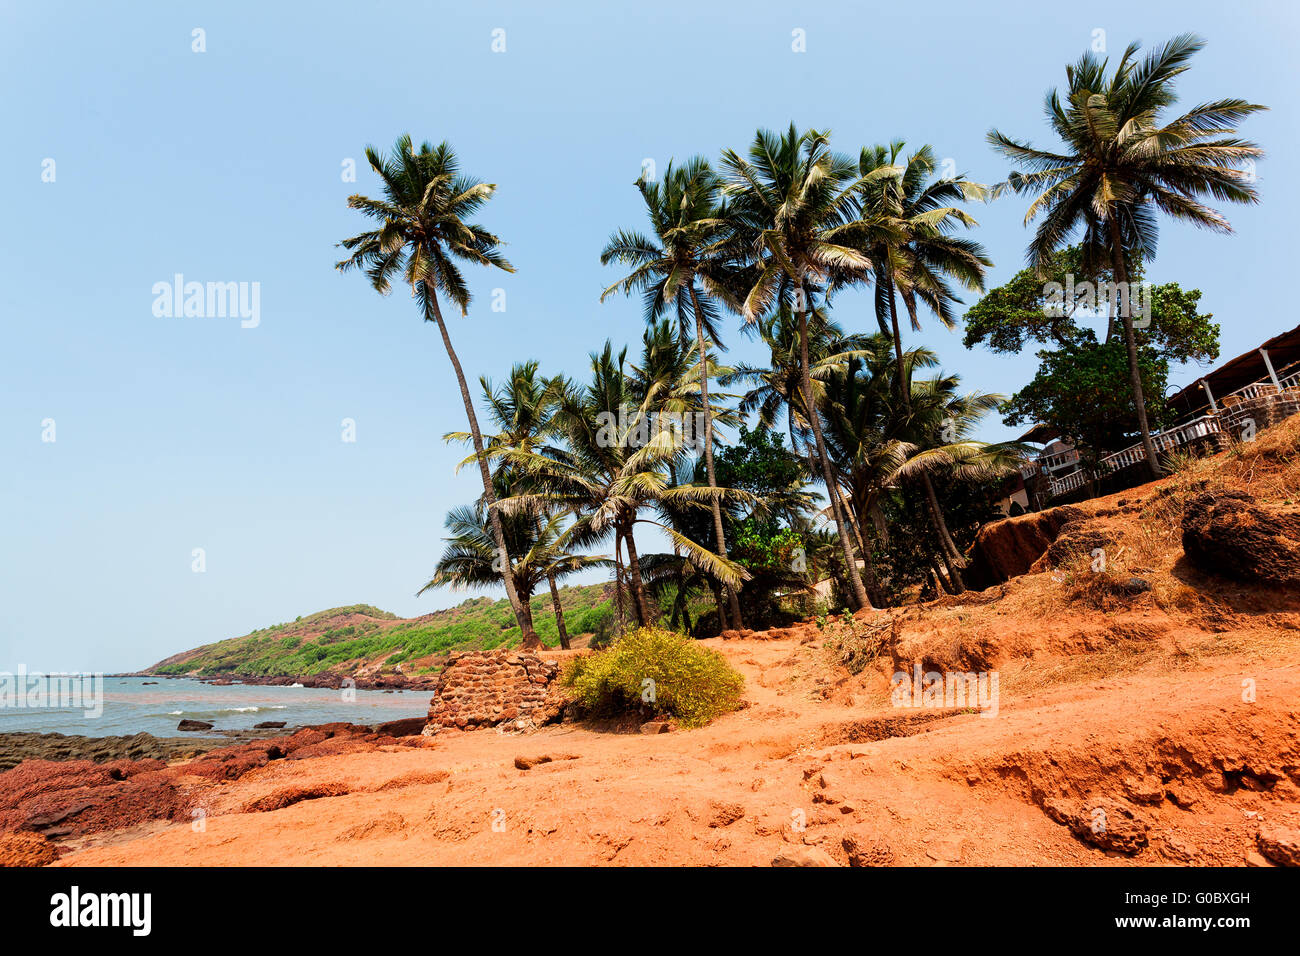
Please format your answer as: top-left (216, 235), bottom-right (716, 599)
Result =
top-left (514, 753), bottom-right (578, 771)
top-left (841, 828), bottom-right (895, 866)
top-left (966, 506), bottom-right (1086, 589)
top-left (242, 782), bottom-right (350, 814)
top-left (0, 732), bottom-right (225, 771)
top-left (640, 721), bottom-right (671, 735)
top-left (771, 846), bottom-right (841, 867)
top-left (1257, 824), bottom-right (1300, 867)
top-left (1044, 797), bottom-right (1150, 855)
top-left (1121, 775), bottom-right (1164, 806)
top-left (1041, 525), bottom-right (1114, 570)
top-left (926, 835), bottom-right (965, 863)
top-left (1181, 490), bottom-right (1300, 587)
top-left (176, 719), bottom-right (214, 732)
top-left (0, 832), bottom-right (58, 867)
top-left (374, 717), bottom-right (426, 738)
top-left (707, 801), bottom-right (745, 828)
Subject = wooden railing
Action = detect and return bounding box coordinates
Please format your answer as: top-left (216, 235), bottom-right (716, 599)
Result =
top-left (1040, 414), bottom-right (1222, 498)
top-left (1023, 364), bottom-right (1300, 501)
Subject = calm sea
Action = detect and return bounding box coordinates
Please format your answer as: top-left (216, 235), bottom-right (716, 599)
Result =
top-left (0, 676), bottom-right (427, 738)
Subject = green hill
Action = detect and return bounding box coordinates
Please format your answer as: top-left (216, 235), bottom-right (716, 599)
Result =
top-left (145, 584), bottom-right (616, 679)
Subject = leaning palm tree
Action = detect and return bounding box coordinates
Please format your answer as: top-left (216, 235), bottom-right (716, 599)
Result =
top-left (856, 143), bottom-right (991, 580)
top-left (419, 491), bottom-right (608, 644)
top-left (891, 370), bottom-right (1024, 594)
top-left (445, 361), bottom-right (577, 647)
top-left (989, 34), bottom-right (1265, 479)
top-left (600, 158), bottom-right (747, 628)
top-left (720, 126), bottom-right (899, 609)
top-left (820, 336), bottom-right (1022, 594)
top-left (499, 342), bottom-right (752, 629)
top-left (335, 135), bottom-right (536, 643)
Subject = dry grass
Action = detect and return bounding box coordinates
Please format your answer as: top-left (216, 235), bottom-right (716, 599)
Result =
top-left (838, 417), bottom-right (1300, 709)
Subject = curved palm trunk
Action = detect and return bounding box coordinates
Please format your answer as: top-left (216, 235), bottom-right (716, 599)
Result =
top-left (921, 473), bottom-right (966, 593)
top-left (516, 585), bottom-right (537, 639)
top-left (842, 492), bottom-right (883, 605)
top-left (546, 573), bottom-right (570, 650)
top-left (622, 521), bottom-right (652, 625)
top-left (612, 531), bottom-right (627, 637)
top-left (426, 289), bottom-right (539, 649)
top-left (894, 282), bottom-right (967, 587)
top-left (689, 286), bottom-right (743, 629)
top-left (797, 290), bottom-right (871, 611)
top-left (1107, 216), bottom-right (1162, 481)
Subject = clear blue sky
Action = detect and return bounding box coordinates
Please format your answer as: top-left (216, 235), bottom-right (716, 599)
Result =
top-left (2, 0), bottom-right (1295, 671)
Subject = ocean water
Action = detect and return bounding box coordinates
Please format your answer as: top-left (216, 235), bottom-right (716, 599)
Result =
top-left (0, 676), bottom-right (428, 738)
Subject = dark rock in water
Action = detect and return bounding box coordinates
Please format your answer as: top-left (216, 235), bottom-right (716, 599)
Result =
top-left (253, 721), bottom-right (287, 729)
top-left (1182, 490), bottom-right (1300, 588)
top-left (0, 732), bottom-right (230, 772)
top-left (141, 681), bottom-right (158, 685)
top-left (177, 719), bottom-right (214, 732)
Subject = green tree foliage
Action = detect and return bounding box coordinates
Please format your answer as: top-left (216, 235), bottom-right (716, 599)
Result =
top-left (561, 626), bottom-right (745, 727)
top-left (964, 245), bottom-right (1219, 452)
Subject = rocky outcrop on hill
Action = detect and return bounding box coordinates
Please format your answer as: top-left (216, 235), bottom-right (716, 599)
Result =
top-left (1181, 490), bottom-right (1300, 588)
top-left (422, 650), bottom-right (566, 736)
top-left (965, 506), bottom-right (1085, 589)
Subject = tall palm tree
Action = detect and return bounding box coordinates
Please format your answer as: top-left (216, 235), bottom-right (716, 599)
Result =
top-left (856, 143), bottom-right (991, 583)
top-left (729, 308), bottom-right (872, 455)
top-left (820, 336), bottom-right (1022, 595)
top-left (499, 342), bottom-right (751, 629)
top-left (989, 34), bottom-right (1265, 479)
top-left (335, 135), bottom-right (536, 643)
top-left (445, 361), bottom-right (577, 648)
top-left (720, 125), bottom-right (898, 610)
top-left (418, 489), bottom-right (608, 643)
top-left (891, 367), bottom-right (1023, 594)
top-left (600, 158), bottom-right (747, 629)
top-left (729, 309), bottom-right (882, 595)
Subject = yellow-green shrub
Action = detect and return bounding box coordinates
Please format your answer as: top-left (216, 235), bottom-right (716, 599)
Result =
top-left (561, 626), bottom-right (745, 727)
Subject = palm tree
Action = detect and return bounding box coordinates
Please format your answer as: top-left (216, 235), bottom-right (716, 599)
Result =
top-left (730, 308), bottom-right (871, 454)
top-left (335, 135), bottom-right (536, 644)
top-left (730, 309), bottom-right (883, 596)
top-left (418, 489), bottom-right (608, 644)
top-left (445, 361), bottom-right (577, 648)
top-left (600, 158), bottom-right (748, 629)
top-left (989, 34), bottom-right (1265, 479)
top-left (819, 336), bottom-right (1022, 595)
top-left (499, 341), bottom-right (751, 630)
top-left (856, 143), bottom-right (991, 582)
top-left (720, 125), bottom-right (898, 610)
top-left (890, 365), bottom-right (1023, 594)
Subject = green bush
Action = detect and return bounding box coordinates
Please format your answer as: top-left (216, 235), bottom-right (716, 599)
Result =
top-left (561, 626), bottom-right (744, 727)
